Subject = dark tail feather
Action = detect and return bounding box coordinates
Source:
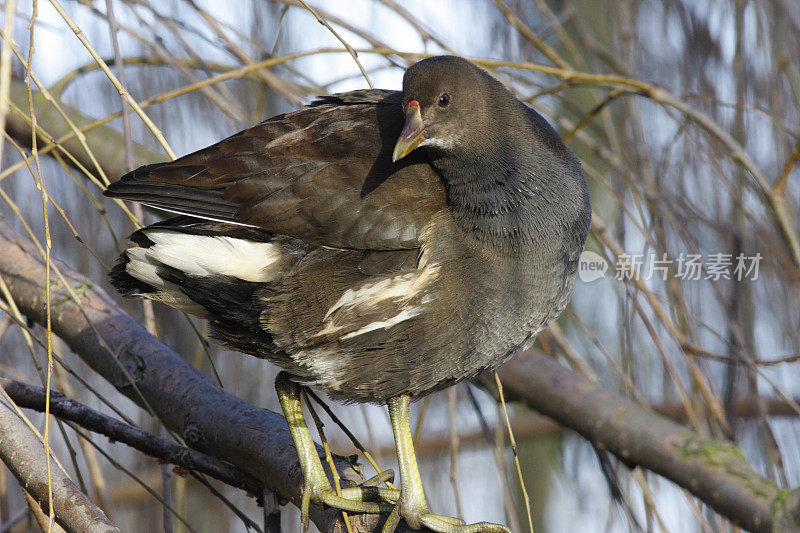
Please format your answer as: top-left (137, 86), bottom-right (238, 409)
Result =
top-left (104, 163), bottom-right (239, 223)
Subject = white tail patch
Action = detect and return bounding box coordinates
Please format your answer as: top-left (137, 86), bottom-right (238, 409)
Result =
top-left (128, 230), bottom-right (281, 283)
top-left (123, 248), bottom-right (207, 315)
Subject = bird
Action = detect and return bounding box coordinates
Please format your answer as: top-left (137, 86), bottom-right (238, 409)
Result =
top-left (105, 55), bottom-right (591, 533)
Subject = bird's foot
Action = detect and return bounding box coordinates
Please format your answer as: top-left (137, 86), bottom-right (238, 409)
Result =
top-left (299, 467), bottom-right (397, 530)
top-left (275, 372), bottom-right (398, 530)
top-left (383, 395), bottom-right (511, 533)
top-left (381, 500), bottom-right (511, 533)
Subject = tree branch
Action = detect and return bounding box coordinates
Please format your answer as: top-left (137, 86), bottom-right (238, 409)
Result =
top-left (490, 353), bottom-right (800, 533)
top-left (0, 395), bottom-right (119, 533)
top-left (5, 76), bottom-right (164, 182)
top-left (339, 394), bottom-right (800, 459)
top-left (0, 377), bottom-right (266, 499)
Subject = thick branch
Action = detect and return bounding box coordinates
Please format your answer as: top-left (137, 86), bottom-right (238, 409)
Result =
top-left (6, 76), bottom-right (164, 181)
top-left (0, 377), bottom-right (265, 499)
top-left (0, 396), bottom-right (119, 533)
top-left (341, 395), bottom-right (800, 459)
top-left (0, 221), bottom-right (392, 533)
top-left (492, 353), bottom-right (800, 533)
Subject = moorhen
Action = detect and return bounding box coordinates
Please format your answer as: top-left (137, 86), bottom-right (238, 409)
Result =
top-left (106, 55), bottom-right (591, 532)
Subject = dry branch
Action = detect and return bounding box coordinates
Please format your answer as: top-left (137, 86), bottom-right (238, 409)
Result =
top-left (491, 353), bottom-right (800, 533)
top-left (5, 76), bottom-right (164, 181)
top-left (340, 394), bottom-right (800, 459)
top-left (0, 377), bottom-right (266, 498)
top-left (0, 395), bottom-right (119, 533)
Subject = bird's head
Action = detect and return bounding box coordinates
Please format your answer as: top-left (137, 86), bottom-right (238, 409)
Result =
top-left (393, 56), bottom-right (508, 163)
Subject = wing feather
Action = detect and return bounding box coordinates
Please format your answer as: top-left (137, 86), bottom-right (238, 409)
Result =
top-left (105, 89), bottom-right (446, 250)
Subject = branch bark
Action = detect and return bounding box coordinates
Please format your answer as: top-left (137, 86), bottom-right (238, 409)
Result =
top-left (0, 395), bottom-right (119, 533)
top-left (491, 354), bottom-right (800, 533)
top-left (339, 395), bottom-right (800, 459)
top-left (0, 377), bottom-right (266, 499)
top-left (0, 221), bottom-right (392, 533)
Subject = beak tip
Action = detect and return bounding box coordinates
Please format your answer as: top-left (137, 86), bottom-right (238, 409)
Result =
top-left (392, 147), bottom-right (408, 163)
top-left (392, 142), bottom-right (416, 163)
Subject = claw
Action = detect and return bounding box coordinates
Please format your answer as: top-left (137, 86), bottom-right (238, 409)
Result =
top-left (420, 514), bottom-right (510, 533)
top-left (300, 485), bottom-right (313, 532)
top-left (362, 469), bottom-right (395, 487)
top-left (381, 506), bottom-right (511, 533)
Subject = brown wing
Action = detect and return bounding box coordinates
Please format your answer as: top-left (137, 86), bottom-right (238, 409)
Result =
top-left (104, 89), bottom-right (446, 250)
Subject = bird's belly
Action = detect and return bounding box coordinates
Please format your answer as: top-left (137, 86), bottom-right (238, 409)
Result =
top-left (285, 267), bottom-right (561, 403)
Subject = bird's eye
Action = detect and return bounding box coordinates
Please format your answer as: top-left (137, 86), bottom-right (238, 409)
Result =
top-left (438, 93), bottom-right (451, 108)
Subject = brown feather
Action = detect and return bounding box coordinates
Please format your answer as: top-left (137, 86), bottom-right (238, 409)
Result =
top-left (106, 89), bottom-right (446, 250)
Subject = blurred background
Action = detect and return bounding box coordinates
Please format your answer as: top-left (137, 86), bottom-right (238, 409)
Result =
top-left (1, 0), bottom-right (799, 531)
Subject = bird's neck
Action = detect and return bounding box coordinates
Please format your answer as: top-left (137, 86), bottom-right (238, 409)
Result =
top-left (433, 148), bottom-right (551, 252)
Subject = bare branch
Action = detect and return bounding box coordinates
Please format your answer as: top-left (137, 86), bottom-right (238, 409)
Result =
top-left (490, 352), bottom-right (800, 533)
top-left (4, 76), bottom-right (164, 183)
top-left (0, 377), bottom-right (266, 499)
top-left (0, 395), bottom-right (119, 533)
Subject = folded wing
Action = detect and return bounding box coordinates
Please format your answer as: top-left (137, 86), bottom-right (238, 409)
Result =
top-left (104, 89), bottom-right (446, 250)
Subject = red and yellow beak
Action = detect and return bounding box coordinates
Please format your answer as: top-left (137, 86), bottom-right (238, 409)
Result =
top-left (392, 100), bottom-right (425, 162)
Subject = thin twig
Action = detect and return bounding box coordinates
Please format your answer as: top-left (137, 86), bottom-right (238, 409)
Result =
top-left (46, 0), bottom-right (176, 159)
top-left (296, 0), bottom-right (373, 88)
top-left (493, 371), bottom-right (533, 533)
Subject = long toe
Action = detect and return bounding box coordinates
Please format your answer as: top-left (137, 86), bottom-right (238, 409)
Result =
top-left (381, 504), bottom-right (511, 533)
top-left (420, 514), bottom-right (511, 533)
top-left (316, 487), bottom-right (395, 515)
top-left (319, 468), bottom-right (398, 509)
top-left (302, 478), bottom-right (395, 531)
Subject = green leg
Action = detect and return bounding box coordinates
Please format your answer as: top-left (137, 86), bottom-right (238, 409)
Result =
top-left (383, 395), bottom-right (512, 533)
top-left (275, 372), bottom-right (395, 530)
